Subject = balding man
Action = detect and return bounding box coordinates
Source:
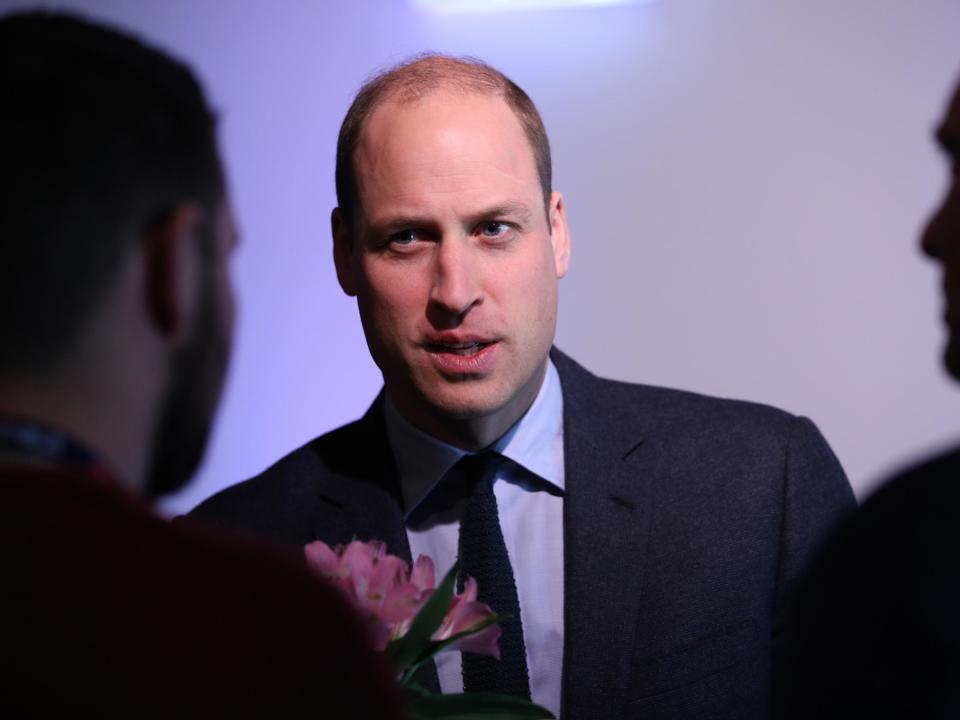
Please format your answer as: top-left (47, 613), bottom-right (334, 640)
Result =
top-left (193, 54), bottom-right (854, 719)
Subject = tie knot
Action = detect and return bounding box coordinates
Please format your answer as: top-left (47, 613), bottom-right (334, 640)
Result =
top-left (454, 451), bottom-right (503, 497)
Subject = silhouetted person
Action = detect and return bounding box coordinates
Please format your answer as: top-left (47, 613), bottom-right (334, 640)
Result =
top-left (0, 12), bottom-right (403, 717)
top-left (786, 76), bottom-right (960, 719)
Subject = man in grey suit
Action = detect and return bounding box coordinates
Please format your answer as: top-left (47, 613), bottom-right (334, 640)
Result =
top-left (192, 54), bottom-right (855, 719)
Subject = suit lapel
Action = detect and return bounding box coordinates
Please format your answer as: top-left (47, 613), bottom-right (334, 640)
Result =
top-left (311, 393), bottom-right (442, 694)
top-left (324, 355), bottom-right (653, 708)
top-left (307, 393), bottom-right (415, 563)
top-left (553, 349), bottom-right (654, 720)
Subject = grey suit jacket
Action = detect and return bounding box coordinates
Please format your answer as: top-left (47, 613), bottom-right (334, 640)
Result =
top-left (191, 348), bottom-right (854, 719)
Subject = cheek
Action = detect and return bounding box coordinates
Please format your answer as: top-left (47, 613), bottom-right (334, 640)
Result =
top-left (214, 264), bottom-right (237, 342)
top-left (358, 266), bottom-right (425, 333)
top-left (496, 248), bottom-right (559, 325)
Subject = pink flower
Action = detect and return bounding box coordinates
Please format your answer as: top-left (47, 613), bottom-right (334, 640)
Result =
top-left (305, 540), bottom-right (426, 649)
top-left (304, 540), bottom-right (500, 658)
top-left (434, 577), bottom-right (501, 659)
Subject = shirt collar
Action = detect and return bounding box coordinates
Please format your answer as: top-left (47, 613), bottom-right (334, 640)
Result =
top-left (385, 359), bottom-right (565, 519)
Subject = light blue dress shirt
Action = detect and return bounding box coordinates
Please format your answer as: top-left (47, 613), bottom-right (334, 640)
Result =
top-left (384, 360), bottom-right (566, 717)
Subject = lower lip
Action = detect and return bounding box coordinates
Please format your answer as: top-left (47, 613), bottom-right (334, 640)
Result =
top-left (427, 342), bottom-right (498, 375)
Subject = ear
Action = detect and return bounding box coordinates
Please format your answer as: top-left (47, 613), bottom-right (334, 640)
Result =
top-left (143, 205), bottom-right (204, 342)
top-left (332, 206), bottom-right (358, 297)
top-left (548, 191), bottom-right (571, 279)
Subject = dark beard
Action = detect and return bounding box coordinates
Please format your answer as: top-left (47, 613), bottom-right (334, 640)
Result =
top-left (144, 268), bottom-right (229, 498)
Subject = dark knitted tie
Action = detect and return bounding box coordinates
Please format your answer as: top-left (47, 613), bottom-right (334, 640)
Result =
top-left (454, 452), bottom-right (531, 700)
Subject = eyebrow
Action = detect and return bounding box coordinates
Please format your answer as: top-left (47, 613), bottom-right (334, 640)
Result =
top-left (367, 215), bottom-right (433, 238)
top-left (367, 202), bottom-right (537, 236)
top-left (472, 202), bottom-right (535, 226)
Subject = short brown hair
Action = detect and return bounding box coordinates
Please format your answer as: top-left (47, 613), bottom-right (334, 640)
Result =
top-left (0, 11), bottom-right (223, 373)
top-left (334, 53), bottom-right (552, 232)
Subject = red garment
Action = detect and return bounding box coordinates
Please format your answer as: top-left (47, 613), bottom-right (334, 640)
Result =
top-left (0, 463), bottom-right (406, 718)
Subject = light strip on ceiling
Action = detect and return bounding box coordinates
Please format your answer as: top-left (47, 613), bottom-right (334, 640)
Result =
top-left (411, 0), bottom-right (652, 13)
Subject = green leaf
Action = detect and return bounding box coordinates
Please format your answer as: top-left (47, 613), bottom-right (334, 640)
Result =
top-left (403, 682), bottom-right (432, 698)
top-left (387, 562), bottom-right (459, 676)
top-left (415, 614), bottom-right (503, 663)
top-left (406, 692), bottom-right (556, 720)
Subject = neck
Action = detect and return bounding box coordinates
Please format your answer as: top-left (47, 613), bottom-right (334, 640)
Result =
top-left (390, 361), bottom-right (548, 451)
top-left (0, 368), bottom-right (155, 496)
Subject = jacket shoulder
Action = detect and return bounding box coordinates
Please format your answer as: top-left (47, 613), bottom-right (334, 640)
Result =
top-left (606, 377), bottom-right (796, 427)
top-left (555, 347), bottom-right (803, 442)
top-left (187, 418), bottom-right (371, 541)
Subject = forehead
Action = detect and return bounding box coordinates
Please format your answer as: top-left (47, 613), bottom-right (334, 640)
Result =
top-left (353, 90), bottom-right (539, 219)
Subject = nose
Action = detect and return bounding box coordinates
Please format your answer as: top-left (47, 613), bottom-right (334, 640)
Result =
top-left (428, 236), bottom-right (481, 325)
top-left (922, 205), bottom-right (944, 260)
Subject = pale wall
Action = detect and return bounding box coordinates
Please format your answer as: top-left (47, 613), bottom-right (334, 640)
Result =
top-left (2, 0), bottom-right (957, 513)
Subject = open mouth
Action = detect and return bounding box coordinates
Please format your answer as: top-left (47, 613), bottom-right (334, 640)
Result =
top-left (426, 341), bottom-right (492, 356)
top-left (423, 339), bottom-right (499, 374)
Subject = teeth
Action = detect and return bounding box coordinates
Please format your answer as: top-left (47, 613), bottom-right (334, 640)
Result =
top-left (434, 341), bottom-right (485, 355)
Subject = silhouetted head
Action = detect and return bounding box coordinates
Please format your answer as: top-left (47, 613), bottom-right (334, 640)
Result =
top-left (922, 79), bottom-right (960, 380)
top-left (0, 11), bottom-right (236, 496)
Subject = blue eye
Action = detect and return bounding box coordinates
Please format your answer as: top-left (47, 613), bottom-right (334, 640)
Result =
top-left (391, 229), bottom-right (417, 245)
top-left (480, 222), bottom-right (507, 237)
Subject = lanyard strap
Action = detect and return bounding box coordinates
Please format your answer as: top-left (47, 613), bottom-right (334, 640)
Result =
top-left (0, 417), bottom-right (113, 482)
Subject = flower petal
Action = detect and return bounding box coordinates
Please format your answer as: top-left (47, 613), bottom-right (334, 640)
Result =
top-left (431, 575), bottom-right (501, 658)
top-left (304, 540), bottom-right (340, 579)
top-left (453, 622), bottom-right (501, 659)
top-left (339, 540), bottom-right (383, 599)
top-left (377, 582), bottom-right (423, 625)
top-left (410, 555), bottom-right (436, 594)
top-left (444, 599), bottom-right (497, 638)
